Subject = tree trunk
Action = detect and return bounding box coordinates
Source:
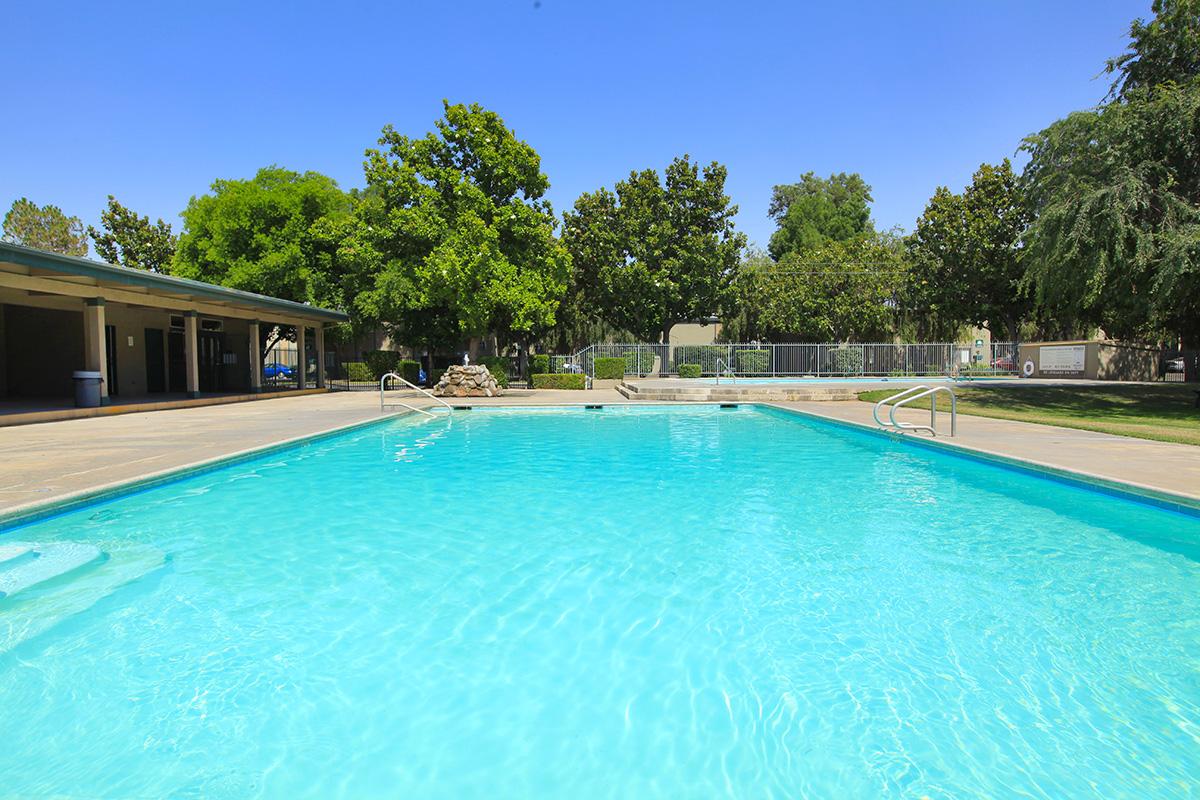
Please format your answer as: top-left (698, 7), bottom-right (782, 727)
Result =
top-left (660, 322), bottom-right (673, 345)
top-left (518, 337), bottom-right (530, 384)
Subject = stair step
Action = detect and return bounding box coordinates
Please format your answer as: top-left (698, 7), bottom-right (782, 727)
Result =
top-left (0, 542), bottom-right (103, 599)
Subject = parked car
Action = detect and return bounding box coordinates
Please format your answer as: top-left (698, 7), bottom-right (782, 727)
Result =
top-left (263, 363), bottom-right (294, 383)
top-left (1166, 356), bottom-right (1186, 373)
top-left (991, 354), bottom-right (1015, 370)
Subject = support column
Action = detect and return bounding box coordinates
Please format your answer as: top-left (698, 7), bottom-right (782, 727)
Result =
top-left (248, 320), bottom-right (263, 393)
top-left (295, 324), bottom-right (307, 390)
top-left (315, 324), bottom-right (326, 389)
top-left (183, 310), bottom-right (200, 398)
top-left (83, 298), bottom-right (110, 405)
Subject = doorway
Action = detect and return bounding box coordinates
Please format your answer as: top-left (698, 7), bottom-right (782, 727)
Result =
top-left (104, 325), bottom-right (118, 397)
top-left (167, 331), bottom-right (185, 393)
top-left (198, 331), bottom-right (224, 392)
top-left (145, 328), bottom-right (165, 393)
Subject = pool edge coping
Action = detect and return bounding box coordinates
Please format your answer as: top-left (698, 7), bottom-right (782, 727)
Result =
top-left (0, 411), bottom-right (413, 530)
top-left (759, 401), bottom-right (1200, 516)
top-left (3, 401), bottom-right (1196, 530)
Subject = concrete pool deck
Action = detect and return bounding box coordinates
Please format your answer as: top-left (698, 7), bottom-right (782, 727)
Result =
top-left (0, 388), bottom-right (1196, 524)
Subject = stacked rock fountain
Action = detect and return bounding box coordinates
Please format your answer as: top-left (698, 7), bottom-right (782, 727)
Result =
top-left (431, 355), bottom-right (502, 397)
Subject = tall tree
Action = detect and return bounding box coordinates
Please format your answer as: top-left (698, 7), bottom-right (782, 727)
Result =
top-left (733, 234), bottom-right (906, 342)
top-left (563, 156), bottom-right (745, 343)
top-left (1, 198), bottom-right (88, 256)
top-left (88, 196), bottom-right (177, 272)
top-left (173, 166), bottom-right (354, 354)
top-left (346, 101), bottom-right (570, 375)
top-left (1105, 0), bottom-right (1200, 99)
top-left (906, 160), bottom-right (1031, 341)
top-left (1023, 0), bottom-right (1200, 344)
top-left (767, 172), bottom-right (873, 260)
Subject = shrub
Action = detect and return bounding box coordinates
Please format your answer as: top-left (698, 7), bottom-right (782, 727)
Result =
top-left (429, 368), bottom-right (446, 386)
top-left (478, 356), bottom-right (510, 388)
top-left (678, 363), bottom-right (701, 379)
top-left (531, 354), bottom-right (550, 375)
top-left (735, 349), bottom-right (769, 374)
top-left (622, 349), bottom-right (656, 375)
top-left (363, 350), bottom-right (402, 379)
top-left (345, 362), bottom-right (372, 382)
top-left (532, 373), bottom-right (586, 389)
top-left (398, 359), bottom-right (422, 385)
top-left (594, 357), bottom-right (625, 380)
top-left (830, 347), bottom-right (864, 375)
top-left (672, 345), bottom-right (728, 373)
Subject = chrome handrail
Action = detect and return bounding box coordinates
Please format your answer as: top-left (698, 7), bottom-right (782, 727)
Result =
top-left (889, 385), bottom-right (956, 437)
top-left (873, 385), bottom-right (929, 428)
top-left (380, 372), bottom-right (453, 415)
top-left (715, 358), bottom-right (736, 385)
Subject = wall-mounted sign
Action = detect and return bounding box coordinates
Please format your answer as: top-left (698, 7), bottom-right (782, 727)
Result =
top-left (1038, 344), bottom-right (1086, 373)
top-left (974, 339), bottom-right (984, 348)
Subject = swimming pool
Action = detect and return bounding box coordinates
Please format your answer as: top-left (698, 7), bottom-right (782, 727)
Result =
top-left (1, 405), bottom-right (1197, 797)
top-left (685, 376), bottom-right (1010, 384)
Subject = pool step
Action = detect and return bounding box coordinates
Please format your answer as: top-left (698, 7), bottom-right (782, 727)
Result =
top-left (0, 542), bottom-right (104, 599)
top-left (0, 540), bottom-right (166, 654)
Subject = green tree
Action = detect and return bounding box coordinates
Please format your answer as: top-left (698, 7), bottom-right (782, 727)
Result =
top-left (906, 160), bottom-right (1031, 341)
top-left (345, 102), bottom-right (570, 376)
top-left (735, 234), bottom-right (906, 342)
top-left (563, 155), bottom-right (746, 343)
top-left (172, 166), bottom-right (354, 353)
top-left (88, 195), bottom-right (176, 272)
top-left (767, 172), bottom-right (873, 260)
top-left (1105, 0), bottom-right (1200, 99)
top-left (2, 197), bottom-right (88, 256)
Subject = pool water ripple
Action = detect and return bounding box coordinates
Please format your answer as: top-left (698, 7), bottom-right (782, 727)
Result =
top-left (0, 405), bottom-right (1197, 798)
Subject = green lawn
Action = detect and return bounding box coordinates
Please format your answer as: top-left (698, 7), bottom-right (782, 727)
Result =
top-left (858, 383), bottom-right (1200, 446)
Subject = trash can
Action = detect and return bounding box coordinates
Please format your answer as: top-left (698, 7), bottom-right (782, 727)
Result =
top-left (72, 370), bottom-right (103, 408)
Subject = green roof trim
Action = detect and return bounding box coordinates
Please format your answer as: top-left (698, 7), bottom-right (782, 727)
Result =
top-left (0, 241), bottom-right (349, 323)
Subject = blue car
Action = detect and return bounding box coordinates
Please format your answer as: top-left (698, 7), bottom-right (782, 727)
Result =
top-left (263, 363), bottom-right (294, 380)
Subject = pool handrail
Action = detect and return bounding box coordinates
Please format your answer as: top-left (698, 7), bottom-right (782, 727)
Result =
top-left (380, 372), bottom-right (453, 415)
top-left (873, 385), bottom-right (928, 429)
top-left (880, 385), bottom-right (956, 437)
top-left (715, 358), bottom-right (736, 385)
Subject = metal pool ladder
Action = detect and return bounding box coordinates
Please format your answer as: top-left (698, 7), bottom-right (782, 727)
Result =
top-left (715, 358), bottom-right (736, 384)
top-left (872, 384), bottom-right (957, 437)
top-left (380, 373), bottom-right (453, 417)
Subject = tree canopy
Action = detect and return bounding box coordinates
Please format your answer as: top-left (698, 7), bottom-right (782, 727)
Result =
top-left (345, 101), bottom-right (570, 362)
top-left (88, 195), bottom-right (176, 272)
top-left (906, 160), bottom-right (1031, 341)
top-left (1105, 0), bottom-right (1200, 99)
top-left (2, 197), bottom-right (88, 256)
top-left (767, 172), bottom-right (873, 260)
top-left (562, 156), bottom-right (745, 342)
top-left (172, 166), bottom-right (353, 312)
top-left (732, 234), bottom-right (905, 342)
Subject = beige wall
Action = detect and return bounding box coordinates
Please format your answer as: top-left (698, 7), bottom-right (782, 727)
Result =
top-left (669, 323), bottom-right (721, 346)
top-left (1017, 341), bottom-right (1162, 381)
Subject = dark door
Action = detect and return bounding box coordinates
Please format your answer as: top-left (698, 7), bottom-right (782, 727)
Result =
top-left (198, 331), bottom-right (224, 392)
top-left (104, 325), bottom-right (119, 397)
top-left (145, 328), bottom-right (166, 393)
top-left (167, 331), bottom-right (186, 393)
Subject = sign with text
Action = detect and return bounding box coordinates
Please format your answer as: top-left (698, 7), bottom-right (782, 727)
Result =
top-left (1038, 345), bottom-right (1086, 374)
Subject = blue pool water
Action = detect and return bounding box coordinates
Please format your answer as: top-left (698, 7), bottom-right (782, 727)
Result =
top-left (686, 376), bottom-right (1009, 385)
top-left (1, 406), bottom-right (1198, 798)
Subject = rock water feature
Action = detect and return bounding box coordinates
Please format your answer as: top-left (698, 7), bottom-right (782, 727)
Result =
top-left (432, 364), bottom-right (502, 397)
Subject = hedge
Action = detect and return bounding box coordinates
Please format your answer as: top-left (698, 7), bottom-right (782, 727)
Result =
top-left (532, 373), bottom-right (586, 390)
top-left (398, 359), bottom-right (421, 385)
top-left (594, 357), bottom-right (625, 380)
top-left (363, 350), bottom-right (402, 379)
top-left (830, 347), bottom-right (864, 374)
top-left (530, 354), bottom-right (550, 375)
top-left (672, 345), bottom-right (728, 372)
top-left (735, 349), bottom-right (769, 374)
top-left (677, 363), bottom-right (701, 379)
top-left (478, 356), bottom-right (510, 388)
top-left (345, 362), bottom-right (373, 382)
top-left (622, 349), bottom-right (656, 375)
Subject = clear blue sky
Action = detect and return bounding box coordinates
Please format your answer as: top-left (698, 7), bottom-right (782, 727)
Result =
top-left (2, 0), bottom-right (1147, 251)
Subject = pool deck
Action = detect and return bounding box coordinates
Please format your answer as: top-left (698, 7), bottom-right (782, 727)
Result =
top-left (1, 388), bottom-right (1197, 524)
